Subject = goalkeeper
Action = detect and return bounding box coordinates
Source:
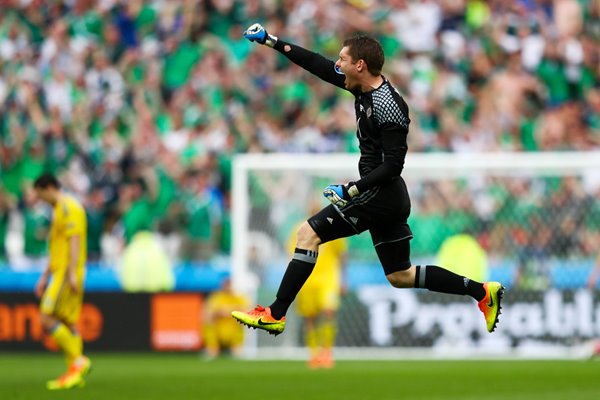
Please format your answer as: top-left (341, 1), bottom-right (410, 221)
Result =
top-left (233, 24), bottom-right (504, 336)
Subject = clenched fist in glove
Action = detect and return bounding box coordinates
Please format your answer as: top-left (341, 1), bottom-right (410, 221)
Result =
top-left (243, 23), bottom-right (278, 47)
top-left (323, 182), bottom-right (359, 208)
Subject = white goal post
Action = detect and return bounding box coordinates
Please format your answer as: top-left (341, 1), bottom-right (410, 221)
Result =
top-left (231, 151), bottom-right (600, 359)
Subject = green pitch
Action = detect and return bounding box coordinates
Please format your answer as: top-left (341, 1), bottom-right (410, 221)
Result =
top-left (2, 353), bottom-right (600, 400)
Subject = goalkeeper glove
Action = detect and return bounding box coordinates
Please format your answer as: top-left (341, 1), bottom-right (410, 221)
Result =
top-left (243, 23), bottom-right (278, 47)
top-left (323, 182), bottom-right (359, 208)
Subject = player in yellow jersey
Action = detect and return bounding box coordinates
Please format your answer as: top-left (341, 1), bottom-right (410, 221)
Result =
top-left (289, 202), bottom-right (348, 369)
top-left (33, 174), bottom-right (91, 390)
top-left (203, 278), bottom-right (249, 359)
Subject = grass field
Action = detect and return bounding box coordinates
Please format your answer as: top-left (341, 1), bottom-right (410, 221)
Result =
top-left (2, 353), bottom-right (600, 400)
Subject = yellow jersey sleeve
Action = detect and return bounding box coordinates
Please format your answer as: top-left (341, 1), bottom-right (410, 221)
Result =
top-left (49, 195), bottom-right (87, 273)
top-left (62, 197), bottom-right (86, 238)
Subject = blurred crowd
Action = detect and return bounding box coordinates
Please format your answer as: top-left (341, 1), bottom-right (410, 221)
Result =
top-left (1, 0), bottom-right (599, 270)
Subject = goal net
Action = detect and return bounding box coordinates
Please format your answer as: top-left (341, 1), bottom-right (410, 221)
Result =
top-left (232, 152), bottom-right (600, 359)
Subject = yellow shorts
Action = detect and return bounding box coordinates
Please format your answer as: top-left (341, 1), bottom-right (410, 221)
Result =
top-left (40, 271), bottom-right (84, 326)
top-left (296, 282), bottom-right (340, 318)
top-left (204, 321), bottom-right (245, 349)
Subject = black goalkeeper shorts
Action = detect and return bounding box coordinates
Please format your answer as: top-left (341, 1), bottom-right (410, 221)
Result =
top-left (307, 177), bottom-right (413, 275)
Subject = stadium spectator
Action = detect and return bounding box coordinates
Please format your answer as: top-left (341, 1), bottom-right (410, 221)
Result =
top-left (436, 232), bottom-right (488, 284)
top-left (84, 187), bottom-right (106, 264)
top-left (121, 231), bottom-right (175, 292)
top-left (0, 188), bottom-right (13, 265)
top-left (179, 169), bottom-right (223, 263)
top-left (17, 187), bottom-right (50, 271)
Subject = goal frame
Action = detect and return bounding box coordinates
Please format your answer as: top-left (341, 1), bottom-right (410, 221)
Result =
top-left (231, 151), bottom-right (600, 359)
top-left (232, 151), bottom-right (600, 293)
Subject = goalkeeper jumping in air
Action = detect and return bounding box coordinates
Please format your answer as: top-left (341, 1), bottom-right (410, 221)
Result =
top-left (232, 24), bottom-right (504, 336)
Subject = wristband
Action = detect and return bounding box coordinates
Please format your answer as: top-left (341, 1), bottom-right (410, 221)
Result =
top-left (347, 183), bottom-right (359, 198)
top-left (265, 34), bottom-right (278, 48)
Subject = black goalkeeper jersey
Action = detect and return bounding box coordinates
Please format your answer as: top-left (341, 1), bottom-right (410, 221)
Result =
top-left (273, 40), bottom-right (410, 194)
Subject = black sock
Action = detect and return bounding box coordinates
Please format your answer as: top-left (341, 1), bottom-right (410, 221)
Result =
top-left (269, 248), bottom-right (317, 319)
top-left (414, 265), bottom-right (486, 301)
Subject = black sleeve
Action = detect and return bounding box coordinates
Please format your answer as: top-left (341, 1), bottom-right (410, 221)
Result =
top-left (354, 123), bottom-right (408, 192)
top-left (273, 40), bottom-right (347, 90)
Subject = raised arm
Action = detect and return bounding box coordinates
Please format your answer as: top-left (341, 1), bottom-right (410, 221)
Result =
top-left (243, 23), bottom-right (347, 90)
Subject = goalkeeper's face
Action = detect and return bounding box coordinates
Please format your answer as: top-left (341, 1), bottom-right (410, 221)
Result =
top-left (336, 46), bottom-right (362, 91)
